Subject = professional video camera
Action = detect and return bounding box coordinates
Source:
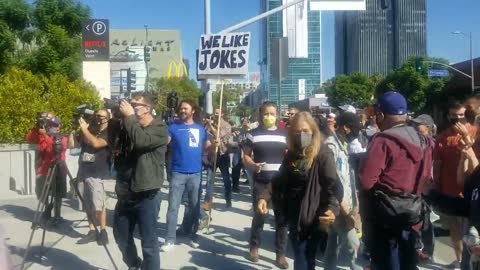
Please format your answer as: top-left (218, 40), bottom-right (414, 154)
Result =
top-left (72, 104), bottom-right (97, 129)
top-left (36, 112), bottom-right (50, 129)
top-left (103, 96), bottom-right (132, 119)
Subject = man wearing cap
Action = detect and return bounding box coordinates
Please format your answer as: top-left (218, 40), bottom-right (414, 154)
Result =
top-left (339, 104), bottom-right (357, 115)
top-left (359, 91), bottom-right (433, 269)
top-left (27, 116), bottom-right (69, 226)
top-left (411, 114), bottom-right (436, 138)
top-left (411, 114), bottom-right (437, 263)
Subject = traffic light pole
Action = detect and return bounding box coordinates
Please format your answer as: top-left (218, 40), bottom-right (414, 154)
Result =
top-left (145, 24), bottom-right (149, 92)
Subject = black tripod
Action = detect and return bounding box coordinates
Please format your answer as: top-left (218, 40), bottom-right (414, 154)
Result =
top-left (21, 160), bottom-right (118, 270)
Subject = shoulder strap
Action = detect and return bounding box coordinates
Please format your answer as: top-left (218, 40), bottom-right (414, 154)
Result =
top-left (413, 136), bottom-right (428, 194)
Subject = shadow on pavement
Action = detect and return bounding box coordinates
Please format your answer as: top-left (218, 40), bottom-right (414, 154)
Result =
top-left (9, 246), bottom-right (108, 270)
top-left (0, 204), bottom-right (84, 239)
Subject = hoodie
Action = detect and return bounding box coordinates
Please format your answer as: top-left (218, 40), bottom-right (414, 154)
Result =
top-left (360, 124), bottom-right (433, 194)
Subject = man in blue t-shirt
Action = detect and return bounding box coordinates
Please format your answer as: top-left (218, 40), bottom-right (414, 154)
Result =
top-left (162, 100), bottom-right (211, 252)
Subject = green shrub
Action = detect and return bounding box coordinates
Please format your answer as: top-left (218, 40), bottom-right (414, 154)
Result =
top-left (0, 68), bottom-right (101, 143)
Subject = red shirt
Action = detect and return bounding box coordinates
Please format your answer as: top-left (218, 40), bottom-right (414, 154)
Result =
top-left (434, 125), bottom-right (477, 196)
top-left (27, 130), bottom-right (68, 176)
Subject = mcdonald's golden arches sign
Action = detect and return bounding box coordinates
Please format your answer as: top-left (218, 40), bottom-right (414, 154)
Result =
top-left (167, 60), bottom-right (188, 78)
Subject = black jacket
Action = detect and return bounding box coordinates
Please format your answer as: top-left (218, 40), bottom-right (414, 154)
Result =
top-left (260, 146), bottom-right (340, 237)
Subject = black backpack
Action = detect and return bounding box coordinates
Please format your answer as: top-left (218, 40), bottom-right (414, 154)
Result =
top-left (368, 136), bottom-right (430, 231)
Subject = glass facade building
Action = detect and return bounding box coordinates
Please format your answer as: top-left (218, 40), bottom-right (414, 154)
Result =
top-left (335, 0), bottom-right (426, 76)
top-left (260, 0), bottom-right (322, 110)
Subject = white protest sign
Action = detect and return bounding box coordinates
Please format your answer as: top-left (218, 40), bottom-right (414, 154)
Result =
top-left (197, 32), bottom-right (250, 79)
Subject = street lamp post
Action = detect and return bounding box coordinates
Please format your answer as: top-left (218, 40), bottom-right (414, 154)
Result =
top-left (144, 24), bottom-right (149, 91)
top-left (452, 31), bottom-right (475, 93)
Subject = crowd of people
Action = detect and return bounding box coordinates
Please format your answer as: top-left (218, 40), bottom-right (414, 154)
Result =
top-left (20, 89), bottom-right (480, 270)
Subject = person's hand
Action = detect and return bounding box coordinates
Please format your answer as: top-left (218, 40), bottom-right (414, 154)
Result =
top-left (345, 213), bottom-right (356, 230)
top-left (257, 199), bottom-right (268, 215)
top-left (119, 100), bottom-right (135, 117)
top-left (252, 162), bottom-right (265, 173)
top-left (461, 145), bottom-right (477, 161)
top-left (319, 210), bottom-right (336, 225)
top-left (78, 117), bottom-right (89, 131)
top-left (454, 122), bottom-right (469, 138)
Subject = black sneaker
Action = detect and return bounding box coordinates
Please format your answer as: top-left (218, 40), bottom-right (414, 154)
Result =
top-left (77, 230), bottom-right (97, 244)
top-left (97, 229), bottom-right (109, 245)
top-left (226, 200), bottom-right (232, 208)
top-left (232, 186), bottom-right (240, 193)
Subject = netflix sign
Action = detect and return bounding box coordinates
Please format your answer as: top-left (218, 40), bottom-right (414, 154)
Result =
top-left (82, 19), bottom-right (110, 61)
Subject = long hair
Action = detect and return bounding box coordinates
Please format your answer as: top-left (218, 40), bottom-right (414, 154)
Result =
top-left (178, 99), bottom-right (202, 123)
top-left (287, 112), bottom-right (323, 169)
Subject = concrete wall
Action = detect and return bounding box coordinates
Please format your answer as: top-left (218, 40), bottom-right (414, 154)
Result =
top-left (0, 144), bottom-right (79, 200)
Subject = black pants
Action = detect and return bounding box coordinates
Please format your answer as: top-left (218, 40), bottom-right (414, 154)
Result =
top-left (231, 151), bottom-right (242, 189)
top-left (217, 154), bottom-right (232, 203)
top-left (250, 182), bottom-right (288, 256)
top-left (366, 224), bottom-right (418, 270)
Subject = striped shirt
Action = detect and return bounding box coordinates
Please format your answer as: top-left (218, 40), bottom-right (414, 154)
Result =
top-left (245, 127), bottom-right (287, 183)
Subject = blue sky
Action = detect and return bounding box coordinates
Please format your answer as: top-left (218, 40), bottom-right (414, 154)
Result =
top-left (81, 0), bottom-right (480, 81)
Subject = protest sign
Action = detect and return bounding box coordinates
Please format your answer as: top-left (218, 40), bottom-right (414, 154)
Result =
top-left (197, 32), bottom-right (250, 79)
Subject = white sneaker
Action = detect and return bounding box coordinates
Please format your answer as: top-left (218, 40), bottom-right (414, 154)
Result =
top-left (189, 240), bottom-right (199, 249)
top-left (161, 242), bottom-right (175, 252)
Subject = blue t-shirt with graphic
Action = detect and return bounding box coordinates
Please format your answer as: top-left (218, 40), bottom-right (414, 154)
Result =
top-left (168, 122), bottom-right (208, 174)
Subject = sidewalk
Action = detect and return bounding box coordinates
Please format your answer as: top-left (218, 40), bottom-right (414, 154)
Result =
top-left (0, 178), bottom-right (455, 270)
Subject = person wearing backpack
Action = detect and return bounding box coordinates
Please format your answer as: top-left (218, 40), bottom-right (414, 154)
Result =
top-left (359, 91), bottom-right (433, 270)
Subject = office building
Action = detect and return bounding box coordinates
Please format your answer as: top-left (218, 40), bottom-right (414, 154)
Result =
top-left (109, 29), bottom-right (185, 94)
top-left (260, 0), bottom-right (322, 110)
top-left (335, 0), bottom-right (426, 76)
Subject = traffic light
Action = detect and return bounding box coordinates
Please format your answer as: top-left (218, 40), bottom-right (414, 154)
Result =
top-left (415, 58), bottom-right (424, 72)
top-left (144, 46), bottom-right (151, 62)
top-left (127, 68), bottom-right (136, 93)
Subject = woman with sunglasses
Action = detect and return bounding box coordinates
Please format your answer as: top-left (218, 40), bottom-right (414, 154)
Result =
top-left (257, 111), bottom-right (340, 270)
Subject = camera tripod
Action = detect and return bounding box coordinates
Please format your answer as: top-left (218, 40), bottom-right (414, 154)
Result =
top-left (21, 160), bottom-right (118, 270)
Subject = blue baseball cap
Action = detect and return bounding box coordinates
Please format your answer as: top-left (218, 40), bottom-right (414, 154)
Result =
top-left (377, 91), bottom-right (408, 115)
top-left (49, 117), bottom-right (62, 127)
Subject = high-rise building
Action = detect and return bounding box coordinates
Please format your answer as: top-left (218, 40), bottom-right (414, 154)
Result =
top-left (335, 0), bottom-right (426, 76)
top-left (260, 0), bottom-right (322, 110)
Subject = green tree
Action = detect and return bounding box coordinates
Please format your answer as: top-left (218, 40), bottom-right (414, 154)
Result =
top-left (213, 85), bottom-right (242, 111)
top-left (323, 72), bottom-right (377, 108)
top-left (0, 68), bottom-right (101, 143)
top-left (0, 0), bottom-right (90, 79)
top-left (152, 77), bottom-right (202, 113)
top-left (376, 56), bottom-right (449, 113)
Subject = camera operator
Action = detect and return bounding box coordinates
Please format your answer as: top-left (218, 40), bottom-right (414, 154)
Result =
top-left (68, 110), bottom-right (110, 245)
top-left (112, 93), bottom-right (168, 270)
top-left (26, 115), bottom-right (68, 226)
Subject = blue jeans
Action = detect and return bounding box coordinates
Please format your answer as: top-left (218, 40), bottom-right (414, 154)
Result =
top-left (113, 191), bottom-right (161, 270)
top-left (289, 227), bottom-right (321, 270)
top-left (166, 172), bottom-right (201, 243)
top-left (324, 220), bottom-right (362, 270)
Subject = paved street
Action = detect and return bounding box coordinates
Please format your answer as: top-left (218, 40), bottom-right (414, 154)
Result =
top-left (1, 176), bottom-right (456, 270)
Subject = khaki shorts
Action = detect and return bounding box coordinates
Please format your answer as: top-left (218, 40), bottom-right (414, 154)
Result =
top-left (84, 177), bottom-right (105, 211)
